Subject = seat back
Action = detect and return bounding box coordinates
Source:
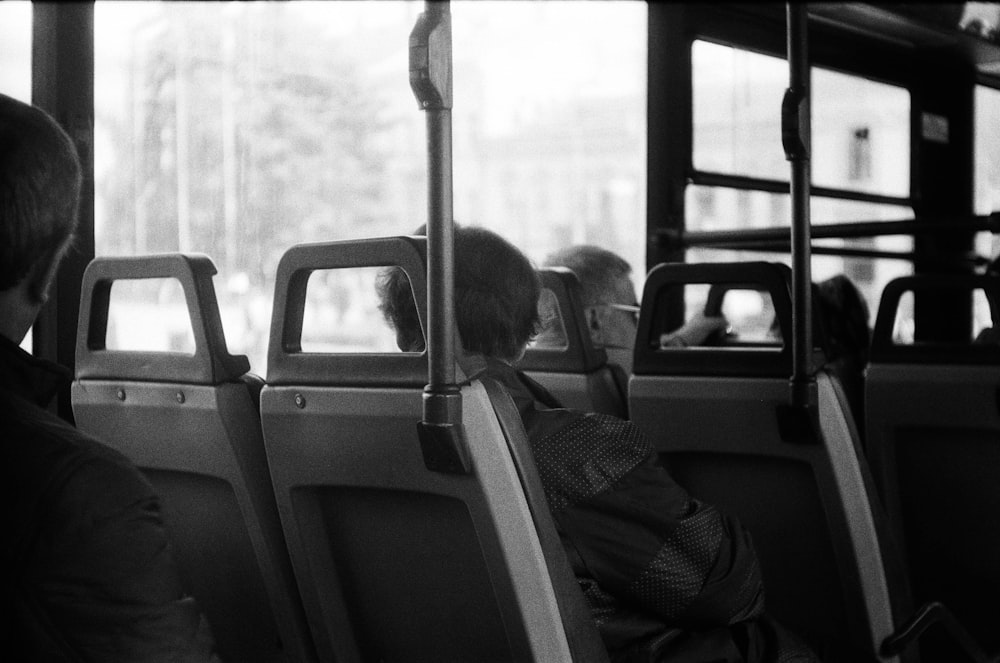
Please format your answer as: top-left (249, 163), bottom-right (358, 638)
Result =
top-left (261, 237), bottom-right (607, 663)
top-left (71, 254), bottom-right (315, 663)
top-left (629, 261), bottom-right (910, 661)
top-left (867, 274), bottom-right (1000, 652)
top-left (520, 268), bottom-right (627, 417)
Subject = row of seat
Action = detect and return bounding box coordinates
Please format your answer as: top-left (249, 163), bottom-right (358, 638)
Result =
top-left (70, 244), bottom-right (998, 662)
top-left (71, 241), bottom-right (609, 663)
top-left (522, 262), bottom-right (1000, 661)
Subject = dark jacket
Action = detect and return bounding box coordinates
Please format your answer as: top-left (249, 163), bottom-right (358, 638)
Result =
top-left (1, 335), bottom-right (219, 662)
top-left (480, 356), bottom-right (815, 662)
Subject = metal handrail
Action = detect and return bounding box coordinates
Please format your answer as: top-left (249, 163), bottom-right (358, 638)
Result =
top-left (783, 3), bottom-right (813, 409)
top-left (410, 0), bottom-right (469, 474)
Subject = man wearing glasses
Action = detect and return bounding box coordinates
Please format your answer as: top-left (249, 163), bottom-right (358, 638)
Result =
top-left (544, 245), bottom-right (727, 373)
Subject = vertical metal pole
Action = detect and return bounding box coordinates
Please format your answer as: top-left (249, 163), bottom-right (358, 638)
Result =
top-left (782, 3), bottom-right (814, 409)
top-left (423, 2), bottom-right (455, 391)
top-left (410, 1), bottom-right (468, 473)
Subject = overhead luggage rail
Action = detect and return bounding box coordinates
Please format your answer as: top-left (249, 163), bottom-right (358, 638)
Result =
top-left (71, 254), bottom-right (317, 663)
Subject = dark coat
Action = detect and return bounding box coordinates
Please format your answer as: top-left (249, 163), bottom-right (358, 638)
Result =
top-left (480, 356), bottom-right (816, 662)
top-left (1, 335), bottom-right (219, 662)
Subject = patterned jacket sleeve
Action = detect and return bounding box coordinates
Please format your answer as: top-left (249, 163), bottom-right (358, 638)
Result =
top-left (531, 412), bottom-right (765, 628)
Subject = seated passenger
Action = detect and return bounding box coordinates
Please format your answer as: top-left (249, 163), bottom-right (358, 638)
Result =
top-left (815, 274), bottom-right (871, 432)
top-left (0, 93), bottom-right (219, 661)
top-left (378, 225), bottom-right (817, 662)
top-left (543, 245), bottom-right (727, 372)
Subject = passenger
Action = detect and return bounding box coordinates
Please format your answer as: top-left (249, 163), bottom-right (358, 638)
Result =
top-left (543, 245), bottom-right (727, 374)
top-left (0, 94), bottom-right (219, 661)
top-left (377, 225), bottom-right (817, 663)
top-left (814, 274), bottom-right (872, 432)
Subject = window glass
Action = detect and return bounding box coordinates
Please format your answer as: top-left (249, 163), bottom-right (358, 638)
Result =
top-left (532, 288), bottom-right (570, 350)
top-left (812, 68), bottom-right (909, 196)
top-left (2, 0), bottom-right (33, 352)
top-left (106, 278), bottom-right (196, 353)
top-left (692, 40), bottom-right (910, 198)
top-left (301, 267), bottom-right (406, 353)
top-left (975, 85), bottom-right (1000, 217)
top-left (95, 1), bottom-right (647, 374)
top-left (692, 41), bottom-right (787, 181)
top-left (0, 1), bottom-right (31, 103)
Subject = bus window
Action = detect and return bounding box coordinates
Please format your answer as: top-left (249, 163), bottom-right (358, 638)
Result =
top-left (812, 69), bottom-right (909, 198)
top-left (301, 267), bottom-right (408, 354)
top-left (0, 0), bottom-right (31, 104)
top-left (94, 1), bottom-right (646, 376)
top-left (2, 0), bottom-right (32, 352)
top-left (105, 278), bottom-right (196, 353)
top-left (975, 85), bottom-right (1000, 266)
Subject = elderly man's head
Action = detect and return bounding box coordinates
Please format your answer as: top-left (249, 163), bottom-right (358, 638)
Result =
top-left (543, 245), bottom-right (638, 362)
top-left (0, 94), bottom-right (82, 342)
top-left (377, 225), bottom-right (541, 362)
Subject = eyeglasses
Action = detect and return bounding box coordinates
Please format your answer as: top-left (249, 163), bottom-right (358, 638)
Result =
top-left (598, 303), bottom-right (640, 324)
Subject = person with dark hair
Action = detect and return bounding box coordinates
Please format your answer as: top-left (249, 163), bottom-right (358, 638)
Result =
top-left (0, 93), bottom-right (219, 661)
top-left (815, 274), bottom-right (872, 431)
top-left (378, 225), bottom-right (816, 663)
top-left (543, 245), bottom-right (728, 372)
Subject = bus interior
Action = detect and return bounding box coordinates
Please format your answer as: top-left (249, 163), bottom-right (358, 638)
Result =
top-left (6, 1), bottom-right (1000, 661)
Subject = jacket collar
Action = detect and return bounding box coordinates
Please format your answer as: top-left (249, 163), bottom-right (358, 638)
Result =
top-left (0, 334), bottom-right (71, 408)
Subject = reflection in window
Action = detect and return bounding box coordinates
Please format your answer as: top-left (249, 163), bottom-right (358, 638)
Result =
top-left (94, 1), bottom-right (646, 374)
top-left (301, 267), bottom-right (405, 353)
top-left (0, 1), bottom-right (31, 103)
top-left (106, 278), bottom-right (195, 353)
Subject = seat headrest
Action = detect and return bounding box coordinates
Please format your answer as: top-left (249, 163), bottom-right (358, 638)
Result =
top-left (267, 235), bottom-right (435, 387)
top-left (520, 267), bottom-right (609, 374)
top-left (633, 261), bottom-right (826, 378)
top-left (871, 273), bottom-right (1000, 364)
top-left (75, 253), bottom-right (250, 384)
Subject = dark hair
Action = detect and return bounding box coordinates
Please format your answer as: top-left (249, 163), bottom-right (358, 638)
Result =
top-left (377, 225), bottom-right (541, 360)
top-left (543, 244), bottom-right (632, 307)
top-left (816, 274), bottom-right (871, 366)
top-left (0, 94), bottom-right (82, 302)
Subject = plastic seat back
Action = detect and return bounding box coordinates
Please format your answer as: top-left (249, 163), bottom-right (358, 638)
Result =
top-left (520, 268), bottom-right (627, 417)
top-left (867, 274), bottom-right (1000, 652)
top-left (71, 254), bottom-right (315, 663)
top-left (261, 237), bottom-right (608, 663)
top-left (629, 261), bottom-right (909, 661)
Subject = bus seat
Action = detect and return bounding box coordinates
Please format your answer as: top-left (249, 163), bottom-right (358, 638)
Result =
top-left (261, 237), bottom-right (608, 663)
top-left (71, 254), bottom-right (316, 663)
top-left (629, 261), bottom-right (912, 662)
top-left (867, 274), bottom-right (1000, 654)
top-left (519, 267), bottom-right (628, 417)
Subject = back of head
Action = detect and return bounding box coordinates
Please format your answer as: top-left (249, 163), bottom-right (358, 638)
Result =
top-left (0, 94), bottom-right (82, 302)
top-left (543, 244), bottom-right (632, 307)
top-left (816, 274), bottom-right (871, 366)
top-left (377, 224), bottom-right (541, 361)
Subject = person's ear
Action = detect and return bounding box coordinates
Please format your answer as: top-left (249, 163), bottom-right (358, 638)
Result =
top-left (585, 306), bottom-right (604, 344)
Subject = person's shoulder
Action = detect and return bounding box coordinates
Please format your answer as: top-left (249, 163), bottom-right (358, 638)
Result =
top-left (3, 393), bottom-right (155, 516)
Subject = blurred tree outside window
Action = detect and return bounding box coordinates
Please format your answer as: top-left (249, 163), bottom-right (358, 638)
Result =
top-left (94, 1), bottom-right (647, 374)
